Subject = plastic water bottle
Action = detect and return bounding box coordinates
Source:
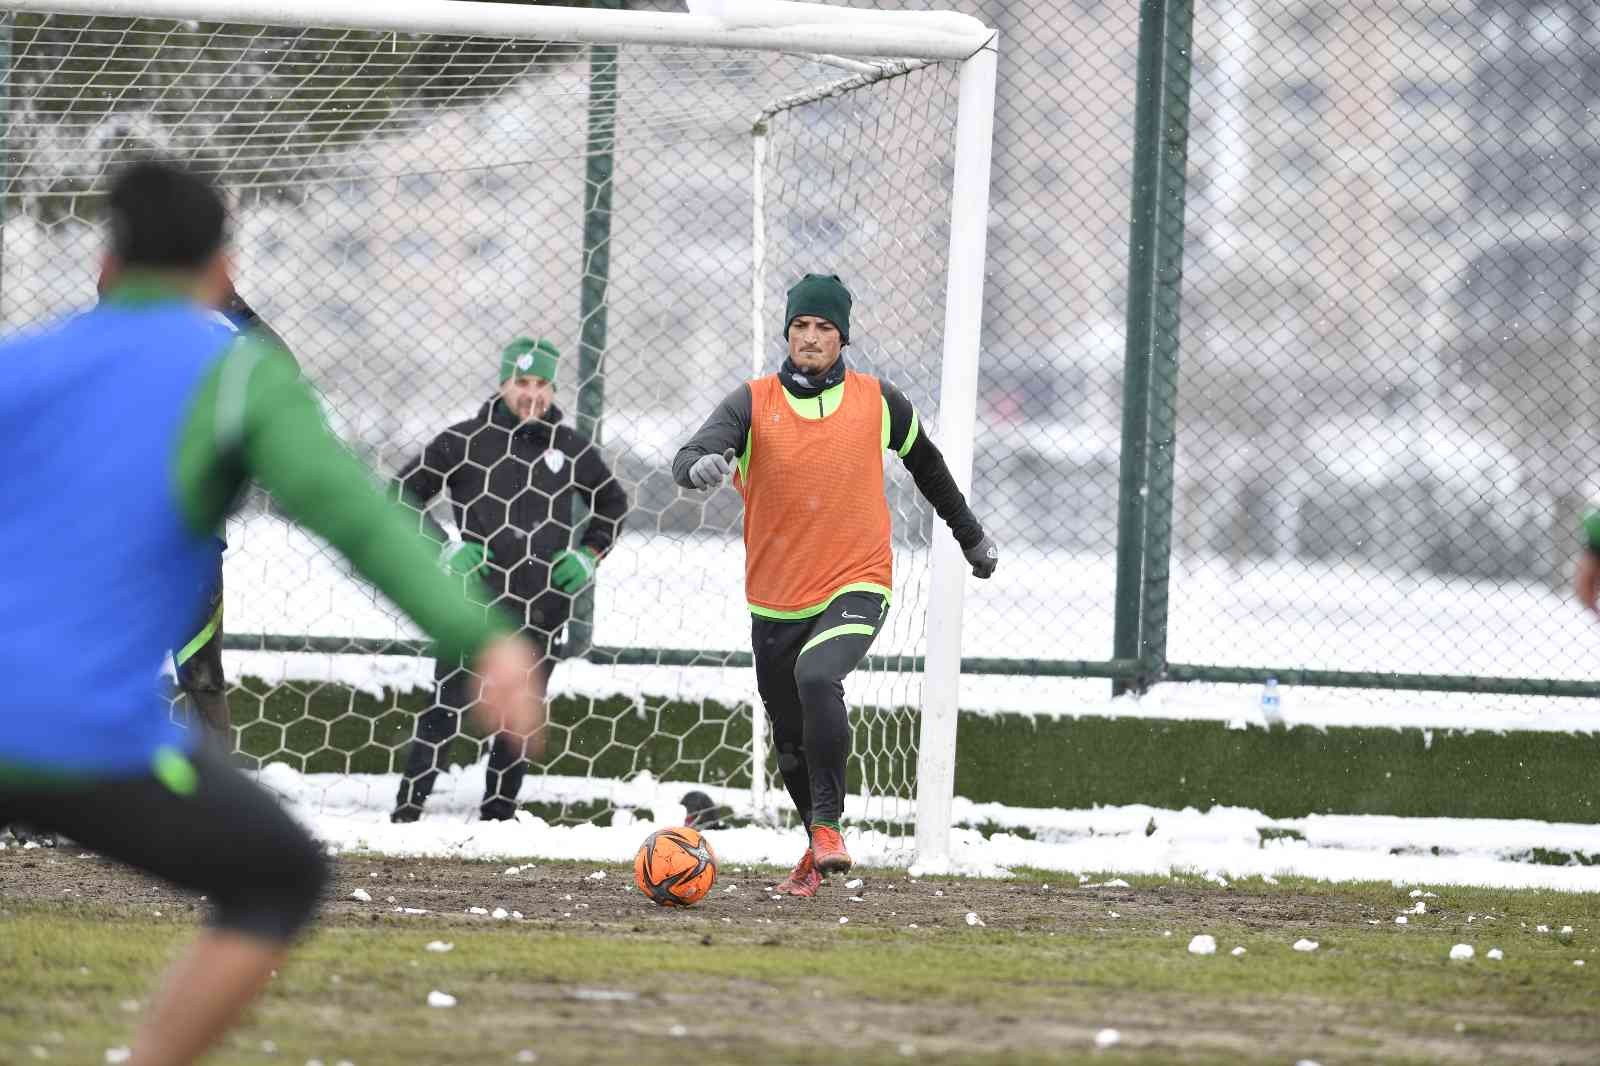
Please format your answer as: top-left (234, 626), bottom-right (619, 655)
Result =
top-left (1260, 677), bottom-right (1282, 727)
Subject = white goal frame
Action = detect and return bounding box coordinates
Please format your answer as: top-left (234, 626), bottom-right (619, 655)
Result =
top-left (11, 0), bottom-right (998, 870)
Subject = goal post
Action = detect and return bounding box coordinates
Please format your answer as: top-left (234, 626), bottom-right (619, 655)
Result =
top-left (915, 40), bottom-right (997, 871)
top-left (0, 0), bottom-right (998, 869)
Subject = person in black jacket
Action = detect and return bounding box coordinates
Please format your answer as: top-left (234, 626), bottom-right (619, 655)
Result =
top-left (390, 337), bottom-right (628, 822)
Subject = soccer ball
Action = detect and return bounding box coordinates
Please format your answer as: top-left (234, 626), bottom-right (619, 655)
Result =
top-left (633, 826), bottom-right (717, 907)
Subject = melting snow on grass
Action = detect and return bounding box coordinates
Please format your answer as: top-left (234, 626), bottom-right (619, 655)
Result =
top-left (256, 762), bottom-right (1600, 892)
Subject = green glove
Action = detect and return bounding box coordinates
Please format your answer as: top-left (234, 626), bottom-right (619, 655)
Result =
top-left (550, 546), bottom-right (598, 594)
top-left (1584, 506), bottom-right (1600, 551)
top-left (441, 541), bottom-right (491, 577)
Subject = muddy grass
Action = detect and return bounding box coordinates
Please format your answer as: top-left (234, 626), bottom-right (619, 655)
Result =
top-left (0, 844), bottom-right (1375, 933)
top-left (3, 847), bottom-right (1599, 1064)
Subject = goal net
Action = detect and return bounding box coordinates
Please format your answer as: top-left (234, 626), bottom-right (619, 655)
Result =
top-left (0, 1), bottom-right (994, 862)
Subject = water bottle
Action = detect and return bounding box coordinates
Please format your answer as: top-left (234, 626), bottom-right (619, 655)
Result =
top-left (1260, 677), bottom-right (1282, 727)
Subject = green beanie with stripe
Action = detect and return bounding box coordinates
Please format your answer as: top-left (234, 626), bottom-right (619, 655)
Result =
top-left (784, 273), bottom-right (852, 344)
top-left (499, 336), bottom-right (560, 383)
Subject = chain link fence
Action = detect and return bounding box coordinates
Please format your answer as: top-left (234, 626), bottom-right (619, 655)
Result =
top-left (892, 0), bottom-right (1600, 719)
top-left (2, 0), bottom-right (1595, 834)
top-left (1161, 0), bottom-right (1600, 712)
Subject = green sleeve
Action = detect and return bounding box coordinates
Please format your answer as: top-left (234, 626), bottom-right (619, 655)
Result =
top-left (1584, 506), bottom-right (1600, 552)
top-left (174, 335), bottom-right (510, 660)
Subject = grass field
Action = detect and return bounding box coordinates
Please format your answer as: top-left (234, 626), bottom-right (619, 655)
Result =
top-left (3, 848), bottom-right (1599, 1064)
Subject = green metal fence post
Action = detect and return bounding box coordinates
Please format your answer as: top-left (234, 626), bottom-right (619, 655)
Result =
top-left (1110, 0), bottom-right (1170, 696)
top-left (1136, 0), bottom-right (1194, 678)
top-left (569, 2), bottom-right (619, 659)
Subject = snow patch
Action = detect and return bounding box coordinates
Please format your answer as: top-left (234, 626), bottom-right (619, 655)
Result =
top-left (1188, 934), bottom-right (1217, 956)
top-left (220, 762), bottom-right (1600, 892)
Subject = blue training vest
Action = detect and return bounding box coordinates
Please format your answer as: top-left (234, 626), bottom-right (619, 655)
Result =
top-left (0, 298), bottom-right (236, 774)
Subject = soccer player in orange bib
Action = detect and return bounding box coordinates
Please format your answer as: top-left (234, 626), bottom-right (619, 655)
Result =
top-left (673, 273), bottom-right (998, 894)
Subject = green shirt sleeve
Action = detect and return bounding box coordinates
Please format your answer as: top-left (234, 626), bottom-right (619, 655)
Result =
top-left (174, 334), bottom-right (510, 660)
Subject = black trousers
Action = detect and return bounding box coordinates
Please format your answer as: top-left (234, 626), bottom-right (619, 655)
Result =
top-left (752, 590), bottom-right (888, 829)
top-left (0, 743), bottom-right (327, 941)
top-left (394, 635), bottom-right (556, 820)
top-left (174, 558), bottom-right (231, 744)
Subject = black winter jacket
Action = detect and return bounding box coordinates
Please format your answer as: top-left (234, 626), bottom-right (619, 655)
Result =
top-left (392, 399), bottom-right (628, 628)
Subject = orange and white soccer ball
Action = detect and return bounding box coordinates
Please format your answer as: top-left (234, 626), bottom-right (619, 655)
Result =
top-left (633, 826), bottom-right (717, 907)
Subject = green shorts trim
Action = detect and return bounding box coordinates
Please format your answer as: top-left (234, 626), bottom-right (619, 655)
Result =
top-left (799, 623), bottom-right (877, 656)
top-left (174, 599), bottom-right (224, 667)
top-left (748, 582), bottom-right (892, 621)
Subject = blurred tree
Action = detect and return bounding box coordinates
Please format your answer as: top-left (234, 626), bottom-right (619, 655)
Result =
top-left (4, 1), bottom-right (592, 219)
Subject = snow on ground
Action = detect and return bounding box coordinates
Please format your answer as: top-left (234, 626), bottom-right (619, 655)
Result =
top-left (224, 514), bottom-right (1600, 891)
top-left (222, 516), bottom-right (1600, 733)
top-left (263, 762), bottom-right (1600, 892)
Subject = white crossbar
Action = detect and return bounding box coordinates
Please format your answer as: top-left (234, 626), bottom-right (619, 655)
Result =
top-left (0, 0), bottom-right (994, 61)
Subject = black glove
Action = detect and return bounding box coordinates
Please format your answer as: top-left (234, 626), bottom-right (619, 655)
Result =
top-left (964, 533), bottom-right (998, 579)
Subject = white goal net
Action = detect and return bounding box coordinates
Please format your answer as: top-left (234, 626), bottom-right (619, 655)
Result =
top-left (0, 0), bottom-right (994, 861)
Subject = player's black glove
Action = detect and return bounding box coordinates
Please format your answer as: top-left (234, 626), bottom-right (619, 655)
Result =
top-left (964, 533), bottom-right (998, 579)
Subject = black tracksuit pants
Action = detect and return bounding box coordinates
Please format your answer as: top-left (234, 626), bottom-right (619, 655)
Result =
top-left (752, 590), bottom-right (888, 829)
top-left (394, 635), bottom-right (556, 820)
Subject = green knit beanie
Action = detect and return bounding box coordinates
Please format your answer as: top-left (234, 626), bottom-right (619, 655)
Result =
top-left (784, 273), bottom-right (851, 343)
top-left (498, 337), bottom-right (560, 383)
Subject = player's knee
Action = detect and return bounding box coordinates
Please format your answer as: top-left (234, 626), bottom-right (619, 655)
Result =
top-left (270, 829), bottom-right (329, 939)
top-left (285, 834), bottom-right (332, 928)
top-left (214, 826), bottom-right (329, 942)
top-left (793, 657), bottom-right (842, 705)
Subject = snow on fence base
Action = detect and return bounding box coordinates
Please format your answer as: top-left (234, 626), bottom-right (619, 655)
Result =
top-left (223, 673), bottom-right (1600, 827)
top-left (263, 762), bottom-right (1600, 891)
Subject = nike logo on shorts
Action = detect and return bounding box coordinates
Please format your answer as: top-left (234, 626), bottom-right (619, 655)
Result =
top-left (841, 611), bottom-right (867, 620)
